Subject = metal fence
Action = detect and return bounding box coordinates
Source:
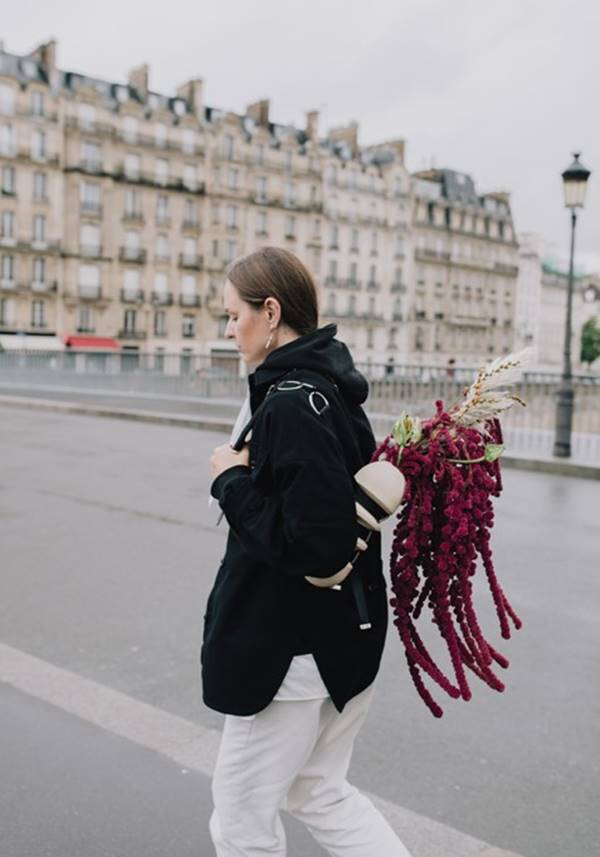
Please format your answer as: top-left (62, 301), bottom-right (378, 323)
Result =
top-left (1, 349), bottom-right (599, 462)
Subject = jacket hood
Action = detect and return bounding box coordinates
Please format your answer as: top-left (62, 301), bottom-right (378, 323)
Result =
top-left (251, 323), bottom-right (369, 407)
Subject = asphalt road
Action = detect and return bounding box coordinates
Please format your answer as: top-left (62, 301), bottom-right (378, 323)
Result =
top-left (1, 404), bottom-right (599, 857)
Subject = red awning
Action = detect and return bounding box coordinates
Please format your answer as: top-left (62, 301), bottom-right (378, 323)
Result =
top-left (64, 336), bottom-right (121, 350)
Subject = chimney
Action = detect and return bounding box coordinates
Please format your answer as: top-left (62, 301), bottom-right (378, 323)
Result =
top-left (328, 121), bottom-right (359, 157)
top-left (177, 78), bottom-right (204, 117)
top-left (306, 110), bottom-right (319, 142)
top-left (128, 63), bottom-right (149, 101)
top-left (246, 99), bottom-right (270, 128)
top-left (383, 138), bottom-right (405, 164)
top-left (34, 39), bottom-right (58, 89)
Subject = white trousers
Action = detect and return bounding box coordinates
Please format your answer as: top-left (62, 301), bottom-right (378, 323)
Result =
top-left (209, 683), bottom-right (412, 857)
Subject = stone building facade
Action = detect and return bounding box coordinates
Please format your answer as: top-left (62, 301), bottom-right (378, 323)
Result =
top-left (1, 39), bottom-right (524, 373)
top-left (410, 168), bottom-right (519, 365)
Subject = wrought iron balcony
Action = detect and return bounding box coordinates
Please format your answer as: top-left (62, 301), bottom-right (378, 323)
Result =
top-left (151, 291), bottom-right (173, 306)
top-left (119, 247), bottom-right (147, 264)
top-left (179, 294), bottom-right (202, 307)
top-left (178, 253), bottom-right (203, 270)
top-left (120, 288), bottom-right (145, 304)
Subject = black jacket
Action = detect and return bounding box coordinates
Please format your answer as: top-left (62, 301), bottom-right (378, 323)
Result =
top-left (201, 323), bottom-right (389, 715)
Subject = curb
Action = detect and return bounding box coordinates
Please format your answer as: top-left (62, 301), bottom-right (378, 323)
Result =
top-left (1, 393), bottom-right (599, 481)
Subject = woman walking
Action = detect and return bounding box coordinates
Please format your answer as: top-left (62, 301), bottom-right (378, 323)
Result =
top-left (203, 247), bottom-right (412, 857)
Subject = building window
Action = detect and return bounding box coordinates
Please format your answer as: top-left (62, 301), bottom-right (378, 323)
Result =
top-left (155, 158), bottom-right (168, 186)
top-left (285, 216), bottom-right (296, 238)
top-left (154, 272), bottom-right (168, 298)
top-left (225, 240), bottom-right (237, 263)
top-left (350, 229), bottom-right (359, 252)
top-left (212, 239), bottom-right (219, 259)
top-left (78, 104), bottom-right (96, 130)
top-left (256, 211), bottom-right (267, 235)
top-left (328, 259), bottom-right (337, 280)
top-left (32, 214), bottom-right (46, 243)
top-left (155, 233), bottom-right (169, 261)
top-left (366, 328), bottom-right (374, 349)
top-left (125, 153), bottom-right (140, 180)
top-left (31, 130), bottom-right (46, 161)
top-left (0, 124), bottom-right (15, 157)
top-left (123, 269), bottom-right (140, 298)
top-left (1, 254), bottom-right (15, 283)
top-left (31, 299), bottom-right (46, 328)
top-left (223, 134), bottom-right (234, 160)
top-left (348, 295), bottom-right (356, 314)
top-left (370, 231), bottom-right (378, 255)
top-left (78, 306), bottom-right (94, 332)
top-left (0, 84), bottom-right (16, 116)
top-left (0, 296), bottom-right (15, 325)
top-left (313, 218), bottom-right (321, 238)
top-left (182, 129), bottom-right (195, 155)
top-left (156, 195), bottom-right (169, 224)
top-left (154, 310), bottom-right (166, 336)
top-left (124, 309), bottom-right (137, 334)
top-left (80, 223), bottom-right (100, 255)
top-left (33, 257), bottom-right (46, 285)
top-left (285, 151), bottom-right (292, 172)
top-left (183, 164), bottom-right (197, 191)
top-left (226, 205), bottom-right (238, 229)
top-left (155, 123), bottom-right (167, 148)
top-left (33, 171), bottom-right (49, 202)
top-left (255, 145), bottom-right (264, 166)
top-left (31, 90), bottom-right (46, 116)
top-left (368, 264), bottom-right (377, 286)
top-left (1, 165), bottom-right (15, 195)
top-left (182, 314), bottom-right (195, 337)
top-left (124, 190), bottom-right (143, 220)
top-left (81, 141), bottom-right (101, 171)
top-left (1, 210), bottom-right (15, 238)
top-left (349, 262), bottom-right (358, 283)
top-left (123, 117), bottom-right (138, 144)
top-left (284, 182), bottom-right (295, 207)
top-left (79, 264), bottom-right (100, 298)
top-left (256, 176), bottom-right (267, 202)
top-left (227, 168), bottom-right (239, 190)
top-left (329, 226), bottom-right (339, 249)
top-left (184, 199), bottom-right (198, 226)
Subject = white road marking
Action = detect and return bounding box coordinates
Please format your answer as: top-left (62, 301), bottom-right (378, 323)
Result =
top-left (0, 642), bottom-right (523, 857)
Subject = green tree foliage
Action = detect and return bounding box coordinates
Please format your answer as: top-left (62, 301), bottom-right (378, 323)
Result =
top-left (580, 316), bottom-right (600, 368)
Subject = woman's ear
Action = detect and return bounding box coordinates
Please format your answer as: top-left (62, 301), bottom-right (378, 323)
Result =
top-left (263, 297), bottom-right (282, 326)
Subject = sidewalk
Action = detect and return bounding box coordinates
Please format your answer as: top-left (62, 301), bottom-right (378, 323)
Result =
top-left (0, 388), bottom-right (598, 480)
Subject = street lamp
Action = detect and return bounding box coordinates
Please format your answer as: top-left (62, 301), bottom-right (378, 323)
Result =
top-left (553, 153), bottom-right (591, 458)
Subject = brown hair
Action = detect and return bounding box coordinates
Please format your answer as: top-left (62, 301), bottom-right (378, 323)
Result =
top-left (225, 247), bottom-right (319, 336)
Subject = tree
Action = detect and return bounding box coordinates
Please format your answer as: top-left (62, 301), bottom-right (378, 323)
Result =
top-left (580, 316), bottom-right (600, 368)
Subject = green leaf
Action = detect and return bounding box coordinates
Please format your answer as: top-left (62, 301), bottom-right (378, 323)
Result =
top-left (484, 443), bottom-right (505, 462)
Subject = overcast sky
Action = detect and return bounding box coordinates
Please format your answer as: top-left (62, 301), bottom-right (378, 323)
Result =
top-left (4, 0), bottom-right (599, 271)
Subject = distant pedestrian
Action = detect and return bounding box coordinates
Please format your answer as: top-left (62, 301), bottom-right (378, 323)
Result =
top-left (203, 247), bottom-right (412, 856)
top-left (446, 357), bottom-right (456, 379)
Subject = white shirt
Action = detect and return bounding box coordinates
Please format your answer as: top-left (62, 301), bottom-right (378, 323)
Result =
top-left (212, 396), bottom-right (330, 702)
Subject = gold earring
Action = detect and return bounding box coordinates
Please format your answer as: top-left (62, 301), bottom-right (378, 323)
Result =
top-left (265, 332), bottom-right (273, 350)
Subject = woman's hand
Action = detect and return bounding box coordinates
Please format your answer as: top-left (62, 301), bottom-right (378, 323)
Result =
top-left (210, 444), bottom-right (250, 480)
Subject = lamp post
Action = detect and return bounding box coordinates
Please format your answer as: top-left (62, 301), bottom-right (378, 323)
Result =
top-left (553, 153), bottom-right (591, 458)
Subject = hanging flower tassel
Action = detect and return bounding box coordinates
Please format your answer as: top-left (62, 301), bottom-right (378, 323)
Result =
top-left (375, 350), bottom-right (531, 717)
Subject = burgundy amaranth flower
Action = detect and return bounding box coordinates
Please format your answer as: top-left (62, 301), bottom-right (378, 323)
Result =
top-left (374, 383), bottom-right (525, 718)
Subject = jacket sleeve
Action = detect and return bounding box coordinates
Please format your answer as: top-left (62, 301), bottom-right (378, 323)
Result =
top-left (210, 392), bottom-right (358, 579)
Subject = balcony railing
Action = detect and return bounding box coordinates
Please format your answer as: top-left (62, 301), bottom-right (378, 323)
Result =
top-left (119, 247), bottom-right (147, 264)
top-left (31, 280), bottom-right (57, 293)
top-left (179, 294), bottom-right (201, 307)
top-left (78, 285), bottom-right (102, 300)
top-left (117, 329), bottom-right (147, 340)
top-left (120, 288), bottom-right (145, 304)
top-left (390, 282), bottom-right (407, 293)
top-left (178, 253), bottom-right (203, 270)
top-left (80, 201), bottom-right (103, 216)
top-left (78, 160), bottom-right (104, 174)
top-left (182, 219), bottom-right (202, 232)
top-left (80, 245), bottom-right (103, 259)
top-left (122, 211), bottom-right (144, 224)
top-left (151, 291), bottom-right (173, 306)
